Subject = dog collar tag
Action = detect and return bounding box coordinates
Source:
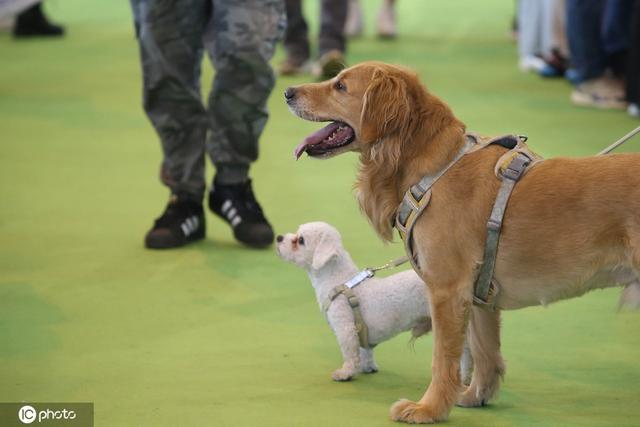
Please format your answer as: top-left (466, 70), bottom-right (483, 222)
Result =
top-left (345, 269), bottom-right (374, 289)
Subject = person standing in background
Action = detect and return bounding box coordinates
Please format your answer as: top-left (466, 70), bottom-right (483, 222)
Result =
top-left (566, 0), bottom-right (632, 109)
top-left (130, 0), bottom-right (285, 249)
top-left (516, 0), bottom-right (569, 77)
top-left (345, 0), bottom-right (398, 39)
top-left (278, 0), bottom-right (347, 79)
top-left (516, 0), bottom-right (555, 72)
top-left (626, 0), bottom-right (640, 117)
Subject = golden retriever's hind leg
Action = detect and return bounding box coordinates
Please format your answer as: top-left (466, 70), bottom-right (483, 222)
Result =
top-left (390, 287), bottom-right (469, 424)
top-left (620, 280), bottom-right (640, 310)
top-left (621, 235), bottom-right (640, 310)
top-left (457, 307), bottom-right (505, 408)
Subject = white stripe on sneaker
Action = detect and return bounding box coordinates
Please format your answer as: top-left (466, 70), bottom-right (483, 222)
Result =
top-left (181, 215), bottom-right (200, 237)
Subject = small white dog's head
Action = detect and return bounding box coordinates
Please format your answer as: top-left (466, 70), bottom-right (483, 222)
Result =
top-left (275, 222), bottom-right (343, 271)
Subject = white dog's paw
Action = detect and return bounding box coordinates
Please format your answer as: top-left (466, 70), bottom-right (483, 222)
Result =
top-left (332, 367), bottom-right (356, 381)
top-left (361, 362), bottom-right (378, 374)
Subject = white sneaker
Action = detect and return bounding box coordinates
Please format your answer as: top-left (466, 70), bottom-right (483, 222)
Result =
top-left (518, 55), bottom-right (546, 73)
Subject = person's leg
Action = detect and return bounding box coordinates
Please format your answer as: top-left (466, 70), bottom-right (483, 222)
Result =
top-left (540, 0), bottom-right (555, 59)
top-left (132, 0), bottom-right (209, 248)
top-left (319, 0), bottom-right (347, 56)
top-left (205, 0), bottom-right (285, 248)
top-left (626, 0), bottom-right (640, 116)
top-left (344, 0), bottom-right (364, 38)
top-left (552, 0), bottom-right (569, 58)
top-left (377, 0), bottom-right (397, 39)
top-left (313, 0), bottom-right (348, 79)
top-left (135, 0), bottom-right (209, 200)
top-left (602, 0), bottom-right (634, 76)
top-left (539, 0), bottom-right (570, 77)
top-left (517, 0), bottom-right (546, 71)
top-left (279, 0), bottom-right (310, 75)
top-left (566, 0), bottom-right (627, 108)
top-left (566, 0), bottom-right (606, 82)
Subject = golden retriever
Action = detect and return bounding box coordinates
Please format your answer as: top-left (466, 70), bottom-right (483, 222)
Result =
top-left (285, 61), bottom-right (640, 423)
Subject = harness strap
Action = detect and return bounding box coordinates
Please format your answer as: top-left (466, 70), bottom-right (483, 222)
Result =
top-left (394, 133), bottom-right (541, 311)
top-left (473, 152), bottom-right (533, 309)
top-left (396, 135), bottom-right (478, 269)
top-left (324, 285), bottom-right (371, 349)
top-left (321, 256), bottom-right (410, 348)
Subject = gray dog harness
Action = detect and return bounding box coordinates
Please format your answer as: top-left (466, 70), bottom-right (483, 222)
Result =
top-left (395, 133), bottom-right (541, 310)
top-left (321, 257), bottom-right (410, 348)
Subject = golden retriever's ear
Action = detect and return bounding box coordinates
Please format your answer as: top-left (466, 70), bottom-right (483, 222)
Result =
top-left (360, 69), bottom-right (413, 144)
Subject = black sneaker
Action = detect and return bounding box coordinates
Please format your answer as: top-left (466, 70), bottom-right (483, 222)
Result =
top-left (145, 196), bottom-right (205, 249)
top-left (209, 179), bottom-right (274, 248)
top-left (13, 4), bottom-right (65, 38)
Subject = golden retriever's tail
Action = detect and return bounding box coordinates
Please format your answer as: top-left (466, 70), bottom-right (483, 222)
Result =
top-left (619, 281), bottom-right (640, 310)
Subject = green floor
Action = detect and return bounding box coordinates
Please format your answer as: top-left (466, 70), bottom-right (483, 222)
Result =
top-left (1, 1), bottom-right (639, 426)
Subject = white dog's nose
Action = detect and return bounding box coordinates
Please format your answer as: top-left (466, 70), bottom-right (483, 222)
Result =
top-left (276, 235), bottom-right (284, 243)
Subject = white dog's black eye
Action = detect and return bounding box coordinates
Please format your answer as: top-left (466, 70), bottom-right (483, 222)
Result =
top-left (334, 80), bottom-right (346, 92)
top-left (298, 236), bottom-right (305, 245)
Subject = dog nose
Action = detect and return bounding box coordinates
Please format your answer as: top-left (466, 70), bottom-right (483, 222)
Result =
top-left (284, 87), bottom-right (296, 101)
top-left (276, 235), bottom-right (284, 243)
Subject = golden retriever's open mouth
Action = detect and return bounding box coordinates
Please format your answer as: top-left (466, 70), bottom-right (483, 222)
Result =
top-left (294, 121), bottom-right (355, 159)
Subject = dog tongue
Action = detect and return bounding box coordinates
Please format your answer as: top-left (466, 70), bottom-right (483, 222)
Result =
top-left (294, 121), bottom-right (341, 160)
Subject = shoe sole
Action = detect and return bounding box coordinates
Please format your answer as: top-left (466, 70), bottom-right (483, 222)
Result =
top-left (145, 230), bottom-right (205, 249)
top-left (571, 91), bottom-right (627, 110)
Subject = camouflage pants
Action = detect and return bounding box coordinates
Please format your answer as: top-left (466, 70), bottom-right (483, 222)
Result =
top-left (130, 0), bottom-right (286, 201)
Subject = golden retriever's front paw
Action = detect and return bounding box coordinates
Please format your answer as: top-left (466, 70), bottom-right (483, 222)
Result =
top-left (332, 367), bottom-right (355, 381)
top-left (456, 388), bottom-right (488, 408)
top-left (389, 399), bottom-right (438, 424)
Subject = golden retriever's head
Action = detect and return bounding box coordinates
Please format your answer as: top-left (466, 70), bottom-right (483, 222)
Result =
top-left (286, 62), bottom-right (424, 167)
top-left (287, 62), bottom-right (464, 242)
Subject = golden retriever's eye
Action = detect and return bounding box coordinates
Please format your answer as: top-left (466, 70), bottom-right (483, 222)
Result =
top-left (298, 235), bottom-right (305, 245)
top-left (334, 80), bottom-right (346, 92)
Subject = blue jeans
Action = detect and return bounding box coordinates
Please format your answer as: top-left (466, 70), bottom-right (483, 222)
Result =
top-left (566, 0), bottom-right (633, 83)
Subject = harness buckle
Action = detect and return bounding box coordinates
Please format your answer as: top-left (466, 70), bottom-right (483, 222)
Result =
top-left (473, 280), bottom-right (500, 311)
top-left (347, 295), bottom-right (359, 308)
top-left (502, 155), bottom-right (530, 181)
top-left (487, 218), bottom-right (501, 232)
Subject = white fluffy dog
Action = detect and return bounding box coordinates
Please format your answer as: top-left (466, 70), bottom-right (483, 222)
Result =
top-left (276, 221), bottom-right (472, 382)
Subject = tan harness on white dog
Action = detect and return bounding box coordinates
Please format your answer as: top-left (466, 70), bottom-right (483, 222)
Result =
top-left (395, 133), bottom-right (542, 311)
top-left (321, 257), bottom-right (409, 348)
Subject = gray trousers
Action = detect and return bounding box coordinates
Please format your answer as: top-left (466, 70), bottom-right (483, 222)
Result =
top-left (518, 0), bottom-right (556, 59)
top-left (131, 0), bottom-right (285, 201)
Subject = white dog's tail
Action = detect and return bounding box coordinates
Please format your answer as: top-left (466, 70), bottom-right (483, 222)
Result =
top-left (408, 317), bottom-right (432, 348)
top-left (619, 281), bottom-right (640, 310)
